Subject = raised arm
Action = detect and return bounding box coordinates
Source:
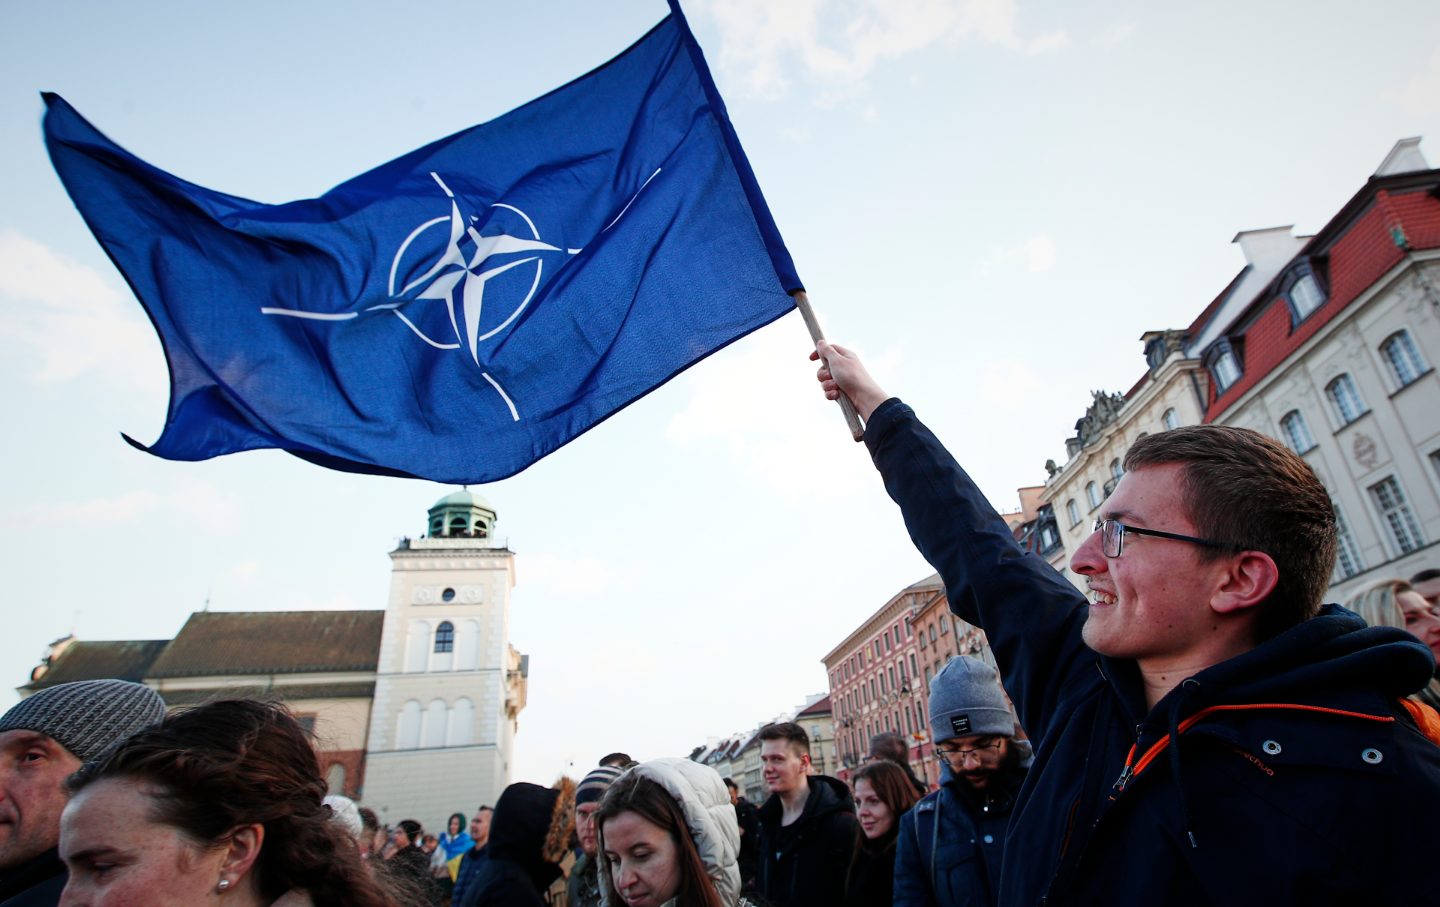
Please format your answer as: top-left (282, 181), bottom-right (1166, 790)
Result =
top-left (813, 341), bottom-right (1099, 738)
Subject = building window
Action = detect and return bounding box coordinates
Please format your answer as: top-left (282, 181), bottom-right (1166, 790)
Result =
top-left (1066, 499), bottom-right (1081, 528)
top-left (1279, 410), bottom-right (1316, 454)
top-left (1325, 374), bottom-right (1367, 426)
top-left (1086, 481), bottom-right (1102, 511)
top-left (939, 618), bottom-right (949, 635)
top-left (909, 653), bottom-right (917, 677)
top-left (434, 621), bottom-right (455, 653)
top-left (1039, 524), bottom-right (1060, 552)
top-left (1287, 273), bottom-right (1325, 322)
top-left (1370, 477), bottom-right (1425, 556)
top-left (1331, 499), bottom-right (1364, 583)
top-left (1162, 408), bottom-right (1180, 431)
top-left (1380, 330), bottom-right (1426, 389)
top-left (1110, 459), bottom-right (1124, 482)
top-left (1211, 348), bottom-right (1241, 392)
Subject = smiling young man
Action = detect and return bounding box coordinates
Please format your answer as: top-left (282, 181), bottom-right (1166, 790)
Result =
top-left (813, 341), bottom-right (1440, 906)
top-left (754, 722), bottom-right (857, 907)
top-left (0, 680), bottom-right (165, 907)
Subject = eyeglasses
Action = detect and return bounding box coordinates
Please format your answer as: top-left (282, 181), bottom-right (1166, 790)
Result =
top-left (935, 739), bottom-right (1002, 760)
top-left (1092, 518), bottom-right (1239, 559)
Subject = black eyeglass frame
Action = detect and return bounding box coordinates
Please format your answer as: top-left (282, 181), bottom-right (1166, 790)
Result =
top-left (1092, 518), bottom-right (1243, 559)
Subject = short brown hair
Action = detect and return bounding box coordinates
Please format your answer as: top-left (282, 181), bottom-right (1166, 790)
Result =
top-left (1124, 425), bottom-right (1337, 638)
top-left (758, 722), bottom-right (810, 757)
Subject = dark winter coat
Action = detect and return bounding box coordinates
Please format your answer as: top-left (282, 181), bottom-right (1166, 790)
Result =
top-left (0, 848), bottom-right (66, 907)
top-left (756, 774), bottom-right (860, 907)
top-left (843, 834), bottom-right (899, 907)
top-left (865, 398), bottom-right (1440, 906)
top-left (893, 763), bottom-right (1026, 907)
top-left (457, 782), bottom-right (563, 907)
top-left (449, 844), bottom-right (488, 906)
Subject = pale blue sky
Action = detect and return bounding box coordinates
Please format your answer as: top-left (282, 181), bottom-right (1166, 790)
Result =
top-left (3, 0), bottom-right (1439, 789)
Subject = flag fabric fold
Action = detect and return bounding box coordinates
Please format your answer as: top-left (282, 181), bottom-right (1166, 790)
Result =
top-left (44, 1), bottom-right (800, 484)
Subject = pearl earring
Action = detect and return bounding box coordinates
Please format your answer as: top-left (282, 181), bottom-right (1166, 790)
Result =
top-left (217, 878), bottom-right (231, 892)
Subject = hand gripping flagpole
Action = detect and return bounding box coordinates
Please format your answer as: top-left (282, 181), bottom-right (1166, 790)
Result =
top-left (792, 290), bottom-right (864, 442)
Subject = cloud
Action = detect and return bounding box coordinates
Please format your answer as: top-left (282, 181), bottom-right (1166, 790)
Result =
top-left (10, 479), bottom-right (240, 532)
top-left (665, 326), bottom-right (898, 501)
top-left (1390, 46), bottom-right (1440, 117)
top-left (698, 0), bottom-right (1070, 99)
top-left (975, 233), bottom-right (1057, 277)
top-left (1096, 20), bottom-right (1138, 48)
top-left (0, 230), bottom-right (165, 389)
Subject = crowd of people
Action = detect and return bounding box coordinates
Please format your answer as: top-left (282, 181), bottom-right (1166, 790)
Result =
top-left (1, 342), bottom-right (1438, 907)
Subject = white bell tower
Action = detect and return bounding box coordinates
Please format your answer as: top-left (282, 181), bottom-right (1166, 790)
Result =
top-left (360, 490), bottom-right (528, 826)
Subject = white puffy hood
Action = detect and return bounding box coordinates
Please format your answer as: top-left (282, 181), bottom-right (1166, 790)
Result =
top-left (596, 757), bottom-right (742, 906)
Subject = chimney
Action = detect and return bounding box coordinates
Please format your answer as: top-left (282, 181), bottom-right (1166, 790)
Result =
top-left (1374, 137), bottom-right (1429, 177)
top-left (1230, 225), bottom-right (1303, 269)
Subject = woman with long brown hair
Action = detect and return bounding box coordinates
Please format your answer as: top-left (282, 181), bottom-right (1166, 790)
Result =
top-left (844, 760), bottom-right (921, 907)
top-left (57, 699), bottom-right (425, 907)
top-left (594, 758), bottom-right (755, 907)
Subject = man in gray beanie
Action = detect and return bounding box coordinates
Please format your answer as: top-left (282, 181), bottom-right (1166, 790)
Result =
top-left (0, 679), bottom-right (166, 906)
top-left (893, 656), bottom-right (1028, 907)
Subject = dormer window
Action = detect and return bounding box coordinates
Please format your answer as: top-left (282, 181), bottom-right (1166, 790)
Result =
top-left (1206, 340), bottom-right (1242, 394)
top-left (1281, 263), bottom-right (1327, 325)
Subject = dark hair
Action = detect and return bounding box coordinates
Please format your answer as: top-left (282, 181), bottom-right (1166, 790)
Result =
top-left (868, 732), bottom-right (909, 765)
top-left (1124, 425), bottom-right (1337, 638)
top-left (1412, 568), bottom-right (1440, 584)
top-left (851, 760), bottom-right (921, 845)
top-left (595, 774), bottom-right (724, 907)
top-left (67, 699), bottom-right (421, 907)
top-left (358, 807), bottom-right (380, 834)
top-left (599, 752), bottom-right (633, 768)
top-left (722, 777), bottom-right (737, 791)
top-left (397, 819), bottom-right (422, 841)
top-left (758, 722), bottom-right (810, 757)
top-left (447, 812), bottom-right (466, 835)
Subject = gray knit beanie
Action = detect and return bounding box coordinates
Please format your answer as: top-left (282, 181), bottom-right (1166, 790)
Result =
top-left (0, 679), bottom-right (166, 761)
top-left (928, 657), bottom-right (1013, 743)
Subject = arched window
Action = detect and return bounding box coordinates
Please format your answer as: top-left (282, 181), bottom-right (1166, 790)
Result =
top-left (434, 621), bottom-right (455, 653)
top-left (1110, 459), bottom-right (1124, 482)
top-left (397, 700), bottom-right (422, 750)
top-left (448, 698), bottom-right (474, 747)
top-left (423, 699), bottom-right (448, 748)
top-left (1066, 499), bottom-right (1081, 528)
top-left (1086, 481), bottom-right (1102, 510)
top-left (1162, 408), bottom-right (1180, 431)
top-left (1288, 274), bottom-right (1325, 321)
top-left (1279, 410), bottom-right (1316, 454)
top-left (1325, 374), bottom-right (1366, 425)
top-left (448, 516), bottom-right (468, 536)
top-left (1380, 330), bottom-right (1426, 388)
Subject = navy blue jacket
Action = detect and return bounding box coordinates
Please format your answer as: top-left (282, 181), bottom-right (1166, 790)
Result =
top-left (893, 764), bottom-right (1025, 907)
top-left (865, 398), bottom-right (1440, 906)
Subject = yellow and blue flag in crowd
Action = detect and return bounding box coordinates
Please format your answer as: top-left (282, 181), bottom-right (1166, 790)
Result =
top-left (43, 0), bottom-right (801, 484)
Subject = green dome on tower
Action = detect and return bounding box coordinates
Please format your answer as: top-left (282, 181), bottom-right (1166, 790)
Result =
top-left (427, 488), bottom-right (497, 539)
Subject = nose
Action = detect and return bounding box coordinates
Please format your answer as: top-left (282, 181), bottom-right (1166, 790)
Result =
top-left (616, 860), bottom-right (638, 890)
top-left (1070, 524), bottom-right (1106, 576)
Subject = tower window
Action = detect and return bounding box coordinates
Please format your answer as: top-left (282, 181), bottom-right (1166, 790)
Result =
top-left (441, 587), bottom-right (456, 603)
top-left (448, 517), bottom-right (468, 536)
top-left (434, 621), bottom-right (455, 653)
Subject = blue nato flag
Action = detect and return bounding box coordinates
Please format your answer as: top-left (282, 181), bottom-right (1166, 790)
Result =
top-left (43, 1), bottom-right (801, 484)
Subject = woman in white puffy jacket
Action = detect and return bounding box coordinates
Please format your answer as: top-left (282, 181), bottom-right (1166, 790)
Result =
top-left (593, 757), bottom-right (758, 907)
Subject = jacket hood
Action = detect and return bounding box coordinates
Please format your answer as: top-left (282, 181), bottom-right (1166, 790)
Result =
top-left (597, 758), bottom-right (742, 907)
top-left (758, 772), bottom-right (855, 827)
top-left (1136, 604), bottom-right (1438, 720)
top-left (487, 779), bottom-right (576, 893)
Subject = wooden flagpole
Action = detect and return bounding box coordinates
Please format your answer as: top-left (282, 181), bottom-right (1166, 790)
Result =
top-left (792, 290), bottom-right (864, 441)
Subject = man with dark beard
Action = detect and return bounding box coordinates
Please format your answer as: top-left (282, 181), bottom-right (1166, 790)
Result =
top-left (894, 657), bottom-right (1026, 907)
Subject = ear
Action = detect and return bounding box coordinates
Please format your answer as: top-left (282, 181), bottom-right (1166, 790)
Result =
top-left (218, 824), bottom-right (265, 887)
top-left (1210, 550), bottom-right (1280, 616)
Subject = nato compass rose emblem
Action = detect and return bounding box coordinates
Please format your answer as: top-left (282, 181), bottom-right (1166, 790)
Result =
top-left (261, 171), bottom-right (604, 422)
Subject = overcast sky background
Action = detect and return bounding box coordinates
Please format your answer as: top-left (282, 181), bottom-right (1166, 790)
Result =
top-left (3, 0), bottom-right (1439, 787)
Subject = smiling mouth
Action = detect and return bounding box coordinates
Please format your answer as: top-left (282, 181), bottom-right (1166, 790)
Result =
top-left (1090, 589), bottom-right (1117, 605)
